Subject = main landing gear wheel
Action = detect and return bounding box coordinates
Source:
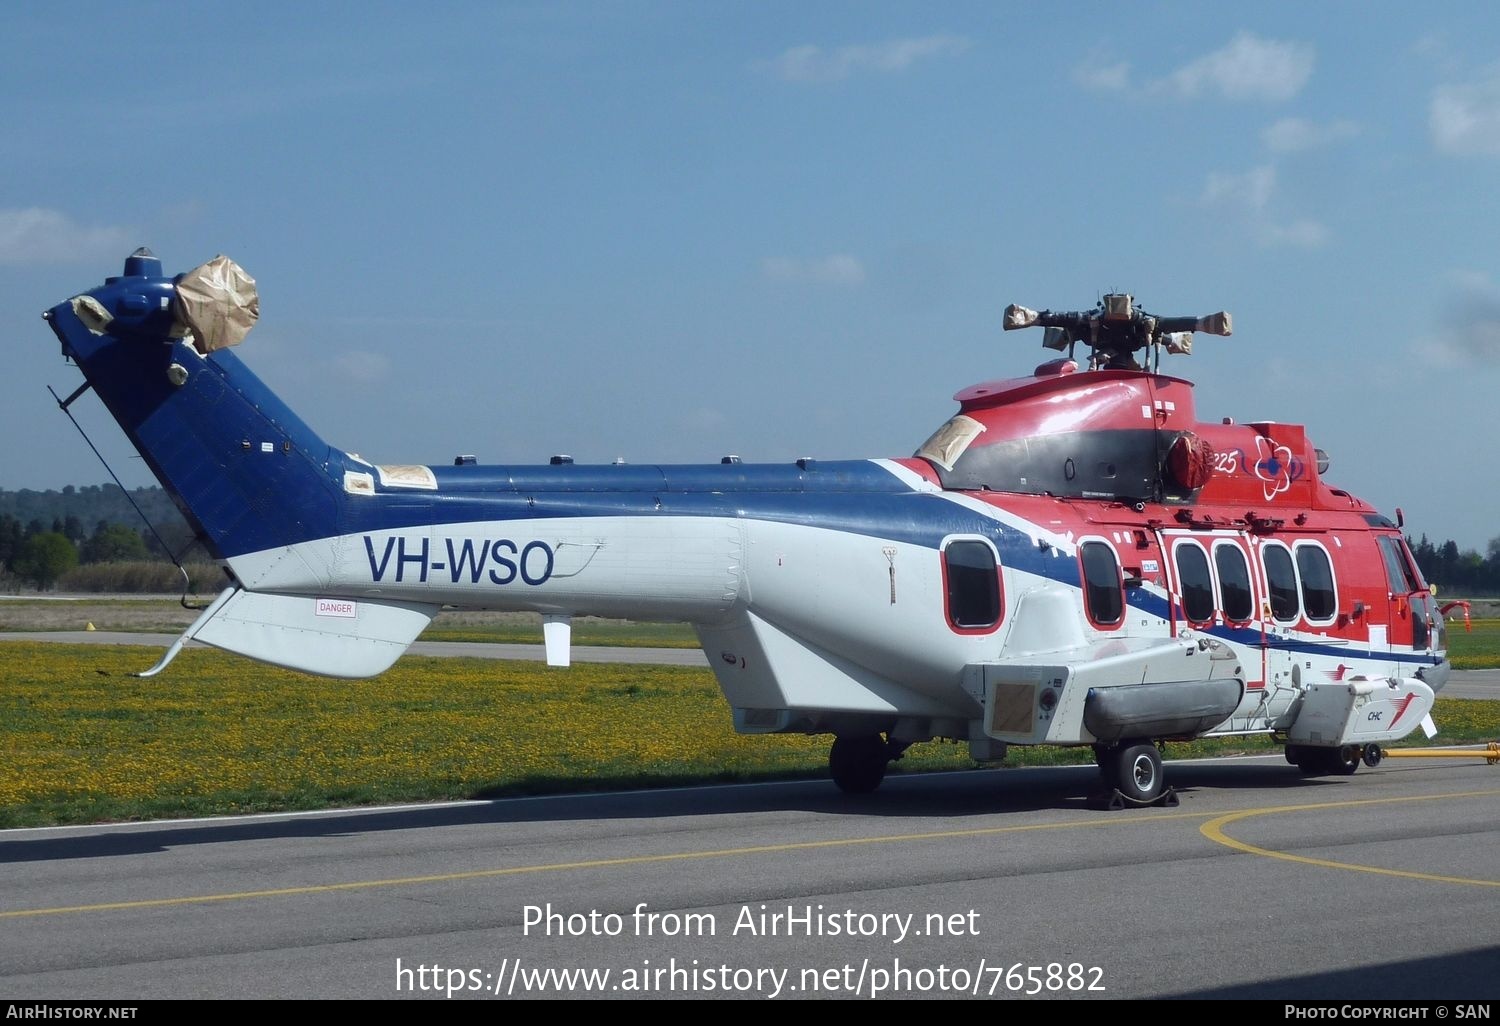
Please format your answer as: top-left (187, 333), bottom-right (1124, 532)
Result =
top-left (1109, 741), bottom-right (1164, 804)
top-left (1286, 743), bottom-right (1318, 774)
top-left (1088, 740), bottom-right (1177, 810)
top-left (829, 733), bottom-right (892, 794)
top-left (1287, 744), bottom-right (1362, 776)
top-left (1328, 745), bottom-right (1362, 776)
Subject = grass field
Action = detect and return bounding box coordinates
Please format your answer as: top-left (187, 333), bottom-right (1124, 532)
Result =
top-left (2, 640), bottom-right (1497, 829)
top-left (1447, 618), bottom-right (1500, 668)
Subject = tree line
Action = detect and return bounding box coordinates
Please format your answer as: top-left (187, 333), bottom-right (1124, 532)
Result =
top-left (0, 483), bottom-right (184, 528)
top-left (0, 485), bottom-right (204, 590)
top-left (1408, 535), bottom-right (1500, 598)
top-left (0, 515), bottom-right (200, 589)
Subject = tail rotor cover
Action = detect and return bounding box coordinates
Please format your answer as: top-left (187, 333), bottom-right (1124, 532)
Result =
top-left (175, 255), bottom-right (259, 354)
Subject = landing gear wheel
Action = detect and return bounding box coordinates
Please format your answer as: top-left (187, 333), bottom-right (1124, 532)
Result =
top-left (1111, 741), bottom-right (1164, 803)
top-left (1292, 745), bottom-right (1361, 776)
top-left (1287, 744), bottom-right (1322, 775)
top-left (829, 734), bottom-right (891, 794)
top-left (1328, 745), bottom-right (1361, 776)
top-left (1362, 744), bottom-right (1383, 768)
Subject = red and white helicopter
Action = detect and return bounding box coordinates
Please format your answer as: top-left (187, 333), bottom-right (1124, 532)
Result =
top-left (44, 251), bottom-right (1449, 805)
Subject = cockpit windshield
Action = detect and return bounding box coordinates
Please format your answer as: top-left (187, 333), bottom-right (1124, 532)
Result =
top-left (915, 415), bottom-right (986, 472)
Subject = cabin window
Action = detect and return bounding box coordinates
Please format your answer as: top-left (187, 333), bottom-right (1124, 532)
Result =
top-left (1214, 543), bottom-right (1254, 623)
top-left (943, 539), bottom-right (1002, 631)
top-left (1378, 536), bottom-right (1418, 594)
top-left (1174, 542), bottom-right (1215, 624)
top-left (1294, 543), bottom-right (1337, 623)
top-left (1377, 536), bottom-right (1432, 649)
top-left (1080, 541), bottom-right (1124, 628)
top-left (1398, 539), bottom-right (1429, 591)
top-left (1262, 543), bottom-right (1300, 623)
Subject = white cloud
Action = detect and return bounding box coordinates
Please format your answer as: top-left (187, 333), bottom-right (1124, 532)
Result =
top-left (1198, 165), bottom-right (1327, 248)
top-left (1431, 67), bottom-right (1500, 155)
top-left (1201, 166), bottom-right (1277, 211)
top-left (762, 254), bottom-right (866, 287)
top-left (1262, 117), bottom-right (1360, 152)
top-left (1073, 59), bottom-right (1131, 92)
top-left (1451, 269), bottom-right (1492, 292)
top-left (1412, 33), bottom-right (1462, 75)
top-left (1256, 219), bottom-right (1329, 248)
top-left (1161, 31), bottom-right (1314, 101)
top-left (765, 35), bottom-right (969, 83)
top-left (331, 350), bottom-right (392, 384)
top-left (1412, 33), bottom-right (1447, 61)
top-left (0, 208), bottom-right (132, 265)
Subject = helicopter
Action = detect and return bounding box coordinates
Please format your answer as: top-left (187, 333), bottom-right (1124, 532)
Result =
top-left (40, 250), bottom-right (1450, 806)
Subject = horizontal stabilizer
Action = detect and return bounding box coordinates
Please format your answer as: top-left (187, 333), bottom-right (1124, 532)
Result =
top-left (188, 587), bottom-right (438, 678)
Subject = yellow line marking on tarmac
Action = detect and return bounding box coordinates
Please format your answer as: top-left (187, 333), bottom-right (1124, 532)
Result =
top-left (4, 809), bottom-right (1217, 919)
top-left (1200, 788), bottom-right (1500, 887)
top-left (11, 789), bottom-right (1499, 920)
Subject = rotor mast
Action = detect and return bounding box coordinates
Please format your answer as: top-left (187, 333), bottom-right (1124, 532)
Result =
top-left (1003, 293), bottom-right (1232, 371)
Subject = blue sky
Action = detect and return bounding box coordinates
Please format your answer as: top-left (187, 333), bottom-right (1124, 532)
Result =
top-left (4, 2), bottom-right (1498, 550)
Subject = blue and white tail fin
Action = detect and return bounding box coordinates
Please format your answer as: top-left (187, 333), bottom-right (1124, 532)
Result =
top-left (44, 249), bottom-right (345, 561)
top-left (46, 250), bottom-right (437, 677)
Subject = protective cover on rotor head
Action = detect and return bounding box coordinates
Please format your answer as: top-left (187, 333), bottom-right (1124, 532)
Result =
top-left (175, 255), bottom-right (259, 354)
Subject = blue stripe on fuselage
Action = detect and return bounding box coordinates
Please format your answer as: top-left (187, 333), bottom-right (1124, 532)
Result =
top-left (1122, 589), bottom-right (1440, 667)
top-left (339, 468), bottom-right (1048, 568)
top-left (421, 460), bottom-right (916, 495)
